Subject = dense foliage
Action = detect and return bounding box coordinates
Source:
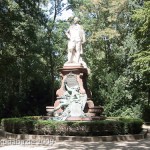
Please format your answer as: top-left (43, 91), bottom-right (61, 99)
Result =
top-left (67, 0), bottom-right (150, 118)
top-left (0, 0), bottom-right (150, 119)
top-left (0, 0), bottom-right (67, 117)
top-left (1, 117), bottom-right (143, 135)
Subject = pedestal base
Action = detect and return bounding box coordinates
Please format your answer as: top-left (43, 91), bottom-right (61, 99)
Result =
top-left (46, 64), bottom-right (104, 121)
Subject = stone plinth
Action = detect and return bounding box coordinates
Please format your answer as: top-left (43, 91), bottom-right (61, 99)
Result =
top-left (56, 64), bottom-right (92, 99)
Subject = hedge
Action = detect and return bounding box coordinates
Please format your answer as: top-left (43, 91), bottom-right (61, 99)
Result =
top-left (1, 117), bottom-right (143, 136)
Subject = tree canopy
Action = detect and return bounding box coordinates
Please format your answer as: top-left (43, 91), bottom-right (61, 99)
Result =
top-left (0, 0), bottom-right (149, 119)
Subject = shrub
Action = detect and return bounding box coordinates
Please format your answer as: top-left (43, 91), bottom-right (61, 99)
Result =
top-left (1, 116), bottom-right (143, 136)
top-left (142, 105), bottom-right (150, 123)
top-left (118, 118), bottom-right (143, 134)
top-left (1, 118), bottom-right (35, 134)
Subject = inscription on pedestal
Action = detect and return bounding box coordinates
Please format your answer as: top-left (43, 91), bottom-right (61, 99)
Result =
top-left (65, 73), bottom-right (78, 88)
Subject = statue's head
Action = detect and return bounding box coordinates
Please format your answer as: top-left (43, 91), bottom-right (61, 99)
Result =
top-left (74, 17), bottom-right (80, 24)
top-left (67, 16), bottom-right (74, 23)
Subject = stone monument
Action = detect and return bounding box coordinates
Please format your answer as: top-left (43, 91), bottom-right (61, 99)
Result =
top-left (46, 17), bottom-right (104, 121)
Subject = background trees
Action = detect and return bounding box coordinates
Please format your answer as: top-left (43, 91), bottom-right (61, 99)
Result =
top-left (0, 0), bottom-right (67, 117)
top-left (0, 0), bottom-right (149, 119)
top-left (67, 0), bottom-right (149, 118)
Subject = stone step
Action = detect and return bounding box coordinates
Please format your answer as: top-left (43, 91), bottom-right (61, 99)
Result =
top-left (46, 106), bottom-right (54, 112)
top-left (46, 109), bottom-right (54, 112)
top-left (88, 108), bottom-right (103, 113)
top-left (86, 113), bottom-right (102, 117)
top-left (92, 106), bottom-right (103, 109)
top-left (85, 100), bottom-right (94, 108)
top-left (91, 116), bottom-right (106, 120)
top-left (46, 106), bottom-right (54, 109)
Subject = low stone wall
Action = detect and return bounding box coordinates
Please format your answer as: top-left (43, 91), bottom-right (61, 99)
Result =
top-left (0, 130), bottom-right (147, 142)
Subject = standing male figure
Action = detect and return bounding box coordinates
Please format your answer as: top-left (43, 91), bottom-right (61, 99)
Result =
top-left (66, 17), bottom-right (86, 64)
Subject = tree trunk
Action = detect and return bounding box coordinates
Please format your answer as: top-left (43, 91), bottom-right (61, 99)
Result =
top-left (148, 88), bottom-right (150, 106)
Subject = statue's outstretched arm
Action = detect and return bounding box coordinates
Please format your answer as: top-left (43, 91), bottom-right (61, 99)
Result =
top-left (65, 28), bottom-right (71, 39)
top-left (82, 30), bottom-right (86, 43)
top-left (80, 26), bottom-right (86, 43)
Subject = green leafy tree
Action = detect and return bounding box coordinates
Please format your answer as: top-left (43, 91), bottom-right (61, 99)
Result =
top-left (67, 0), bottom-right (144, 117)
top-left (132, 1), bottom-right (150, 105)
top-left (0, 0), bottom-right (48, 117)
top-left (0, 0), bottom-right (68, 117)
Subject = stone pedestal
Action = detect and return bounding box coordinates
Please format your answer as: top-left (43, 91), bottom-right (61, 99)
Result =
top-left (46, 63), bottom-right (104, 121)
top-left (56, 64), bottom-right (91, 98)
